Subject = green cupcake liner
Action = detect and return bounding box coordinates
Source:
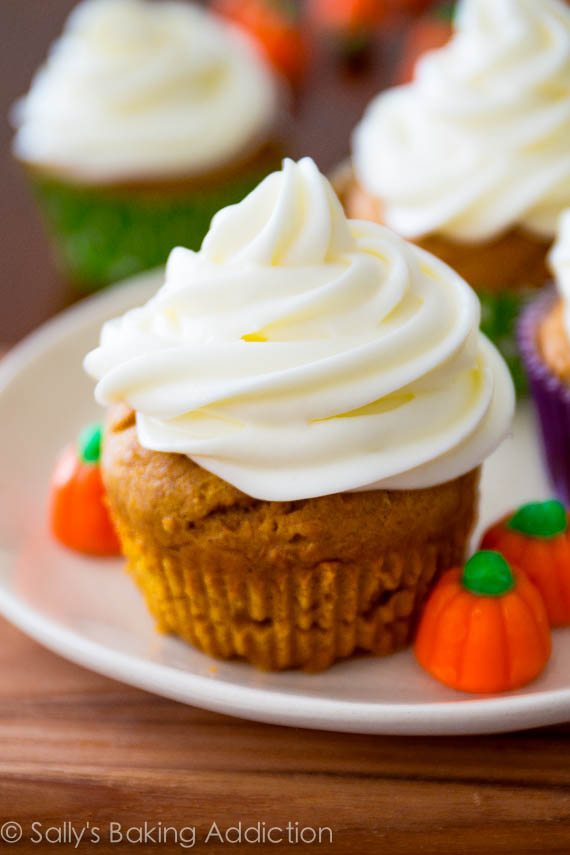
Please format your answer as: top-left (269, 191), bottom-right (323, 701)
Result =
top-left (30, 162), bottom-right (278, 292)
top-left (478, 289), bottom-right (539, 397)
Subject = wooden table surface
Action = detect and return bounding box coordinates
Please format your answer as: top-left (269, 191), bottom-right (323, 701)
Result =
top-left (3, 4), bottom-right (570, 854)
top-left (3, 614), bottom-right (570, 854)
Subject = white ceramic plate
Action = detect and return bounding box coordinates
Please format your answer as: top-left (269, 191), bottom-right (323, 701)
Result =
top-left (1, 271), bottom-right (568, 736)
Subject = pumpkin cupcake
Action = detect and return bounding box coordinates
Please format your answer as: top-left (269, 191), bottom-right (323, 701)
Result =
top-left (11, 0), bottom-right (285, 292)
top-left (519, 211), bottom-right (570, 506)
top-left (85, 158), bottom-right (514, 671)
top-left (345, 0), bottom-right (570, 392)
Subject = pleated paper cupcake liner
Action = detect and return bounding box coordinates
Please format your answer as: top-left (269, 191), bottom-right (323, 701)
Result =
top-left (117, 527), bottom-right (471, 672)
top-left (28, 161), bottom-right (279, 293)
top-left (519, 290), bottom-right (570, 506)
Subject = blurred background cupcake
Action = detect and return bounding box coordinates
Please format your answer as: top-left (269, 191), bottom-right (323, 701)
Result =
top-left (11, 0), bottom-right (286, 292)
top-left (519, 211), bottom-right (570, 506)
top-left (343, 0), bottom-right (570, 393)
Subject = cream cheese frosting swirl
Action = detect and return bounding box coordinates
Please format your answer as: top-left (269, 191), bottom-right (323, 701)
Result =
top-left (12, 0), bottom-right (279, 182)
top-left (85, 158), bottom-right (514, 501)
top-left (549, 210), bottom-right (570, 339)
top-left (352, 0), bottom-right (570, 242)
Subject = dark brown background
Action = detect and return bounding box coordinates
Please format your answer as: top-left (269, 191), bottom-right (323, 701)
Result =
top-left (2, 5), bottom-right (570, 854)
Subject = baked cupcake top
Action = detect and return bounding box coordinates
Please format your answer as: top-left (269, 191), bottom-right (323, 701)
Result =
top-left (85, 158), bottom-right (514, 501)
top-left (12, 0), bottom-right (279, 183)
top-left (549, 210), bottom-right (570, 335)
top-left (352, 0), bottom-right (570, 242)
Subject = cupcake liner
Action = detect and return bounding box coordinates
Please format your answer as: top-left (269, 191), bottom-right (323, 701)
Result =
top-left (120, 530), bottom-right (469, 671)
top-left (519, 289), bottom-right (570, 506)
top-left (28, 162), bottom-right (278, 292)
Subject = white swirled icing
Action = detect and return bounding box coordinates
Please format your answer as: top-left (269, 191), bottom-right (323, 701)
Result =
top-left (85, 158), bottom-right (514, 501)
top-left (549, 210), bottom-right (570, 339)
top-left (352, 0), bottom-right (570, 242)
top-left (12, 0), bottom-right (279, 182)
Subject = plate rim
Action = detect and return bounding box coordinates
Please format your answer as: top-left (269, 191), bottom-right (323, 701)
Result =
top-left (2, 274), bottom-right (570, 736)
top-left (0, 268), bottom-right (164, 397)
top-left (1, 577), bottom-right (570, 736)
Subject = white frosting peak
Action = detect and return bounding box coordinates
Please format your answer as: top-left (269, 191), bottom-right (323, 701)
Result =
top-left (201, 158), bottom-right (355, 267)
top-left (12, 0), bottom-right (279, 181)
top-left (352, 0), bottom-right (570, 242)
top-left (85, 158), bottom-right (514, 501)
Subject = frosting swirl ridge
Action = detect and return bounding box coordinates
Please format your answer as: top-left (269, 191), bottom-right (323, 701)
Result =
top-left (352, 0), bottom-right (570, 241)
top-left (85, 158), bottom-right (514, 500)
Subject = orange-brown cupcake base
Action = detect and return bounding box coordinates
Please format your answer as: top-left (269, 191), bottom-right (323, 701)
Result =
top-left (102, 407), bottom-right (479, 672)
top-left (537, 299), bottom-right (570, 385)
top-left (519, 291), bottom-right (570, 506)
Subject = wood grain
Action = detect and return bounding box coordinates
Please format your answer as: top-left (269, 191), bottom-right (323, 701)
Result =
top-left (0, 617), bottom-right (570, 853)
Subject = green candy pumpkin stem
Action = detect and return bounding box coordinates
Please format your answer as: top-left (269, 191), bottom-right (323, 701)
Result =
top-left (508, 500), bottom-right (567, 539)
top-left (435, 1), bottom-right (456, 23)
top-left (462, 551), bottom-right (515, 597)
top-left (78, 423), bottom-right (103, 465)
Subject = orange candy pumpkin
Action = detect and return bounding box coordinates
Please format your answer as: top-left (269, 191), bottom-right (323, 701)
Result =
top-left (395, 10), bottom-right (452, 83)
top-left (49, 423), bottom-right (121, 557)
top-left (481, 500), bottom-right (570, 627)
top-left (213, 0), bottom-right (309, 85)
top-left (415, 551), bottom-right (551, 694)
top-left (309, 0), bottom-right (387, 32)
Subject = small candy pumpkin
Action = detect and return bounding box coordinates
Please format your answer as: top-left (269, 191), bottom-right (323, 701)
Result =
top-left (395, 8), bottom-right (452, 83)
top-left (309, 0), bottom-right (387, 33)
top-left (213, 0), bottom-right (309, 85)
top-left (49, 423), bottom-right (121, 557)
top-left (481, 500), bottom-right (570, 628)
top-left (308, 0), bottom-right (388, 59)
top-left (415, 551), bottom-right (551, 694)
top-left (385, 0), bottom-right (441, 20)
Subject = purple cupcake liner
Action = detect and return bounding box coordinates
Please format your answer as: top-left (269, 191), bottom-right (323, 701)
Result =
top-left (518, 289), bottom-right (570, 507)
